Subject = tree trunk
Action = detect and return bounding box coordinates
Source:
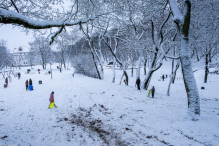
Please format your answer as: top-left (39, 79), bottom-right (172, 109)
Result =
top-left (64, 63), bottom-right (66, 69)
top-left (172, 59), bottom-right (174, 74)
top-left (119, 73), bottom-right (124, 85)
top-left (121, 63), bottom-right (128, 85)
top-left (124, 70), bottom-right (128, 85)
top-left (91, 51), bottom-right (101, 80)
top-left (142, 69), bottom-right (153, 90)
top-left (112, 57), bottom-right (116, 83)
top-left (137, 56), bottom-right (141, 78)
top-left (144, 59), bottom-right (147, 75)
top-left (204, 53), bottom-right (208, 83)
top-left (131, 65), bottom-right (133, 77)
top-left (167, 59), bottom-right (180, 96)
top-left (196, 49), bottom-right (199, 62)
top-left (180, 35), bottom-right (200, 115)
top-left (169, 0), bottom-right (200, 116)
top-left (141, 47), bottom-right (159, 90)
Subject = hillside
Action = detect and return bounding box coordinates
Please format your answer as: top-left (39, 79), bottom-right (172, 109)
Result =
top-left (0, 61), bottom-right (219, 145)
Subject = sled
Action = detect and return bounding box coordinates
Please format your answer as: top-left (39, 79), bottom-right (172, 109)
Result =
top-left (29, 85), bottom-right (33, 91)
top-left (148, 90), bottom-right (151, 97)
top-left (49, 102), bottom-right (55, 108)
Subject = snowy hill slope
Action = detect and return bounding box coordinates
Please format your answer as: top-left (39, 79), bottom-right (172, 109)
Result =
top-left (0, 62), bottom-right (219, 146)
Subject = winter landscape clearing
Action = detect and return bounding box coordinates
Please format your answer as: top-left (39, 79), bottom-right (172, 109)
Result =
top-left (0, 61), bottom-right (219, 146)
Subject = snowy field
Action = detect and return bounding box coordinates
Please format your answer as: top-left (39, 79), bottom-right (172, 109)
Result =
top-left (0, 61), bottom-right (219, 146)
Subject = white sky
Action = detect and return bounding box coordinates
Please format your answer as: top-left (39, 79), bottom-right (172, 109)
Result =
top-left (0, 24), bottom-right (33, 52)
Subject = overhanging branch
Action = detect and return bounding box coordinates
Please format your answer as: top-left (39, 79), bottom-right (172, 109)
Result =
top-left (0, 9), bottom-right (109, 29)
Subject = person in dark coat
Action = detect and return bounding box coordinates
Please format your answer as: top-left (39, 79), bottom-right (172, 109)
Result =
top-left (162, 74), bottom-right (165, 81)
top-left (60, 68), bottom-right (62, 73)
top-left (151, 86), bottom-right (155, 98)
top-left (166, 74), bottom-right (168, 78)
top-left (18, 72), bottom-right (21, 79)
top-left (29, 78), bottom-right (32, 85)
top-left (5, 77), bottom-right (8, 85)
top-left (25, 80), bottom-right (28, 90)
top-left (135, 77), bottom-right (141, 90)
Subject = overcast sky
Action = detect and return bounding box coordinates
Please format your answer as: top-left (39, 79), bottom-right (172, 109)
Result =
top-left (0, 1), bottom-right (74, 53)
top-left (0, 24), bottom-right (34, 52)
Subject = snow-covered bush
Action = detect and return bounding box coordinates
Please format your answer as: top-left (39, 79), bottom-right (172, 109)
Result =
top-left (71, 54), bottom-right (99, 78)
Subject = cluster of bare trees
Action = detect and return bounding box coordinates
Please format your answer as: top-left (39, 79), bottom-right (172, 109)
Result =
top-left (0, 40), bottom-right (12, 69)
top-left (1, 0), bottom-right (219, 117)
top-left (29, 36), bottom-right (53, 69)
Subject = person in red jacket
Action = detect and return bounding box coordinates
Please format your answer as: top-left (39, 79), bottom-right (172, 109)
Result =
top-left (49, 91), bottom-right (57, 108)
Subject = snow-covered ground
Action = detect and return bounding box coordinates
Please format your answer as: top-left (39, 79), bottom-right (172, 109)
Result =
top-left (0, 61), bottom-right (219, 146)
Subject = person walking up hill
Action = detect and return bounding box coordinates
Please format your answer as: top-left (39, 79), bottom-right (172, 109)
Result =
top-left (135, 77), bottom-right (141, 90)
top-left (49, 91), bottom-right (57, 108)
top-left (151, 86), bottom-right (155, 98)
top-left (5, 77), bottom-right (8, 86)
top-left (25, 80), bottom-right (28, 90)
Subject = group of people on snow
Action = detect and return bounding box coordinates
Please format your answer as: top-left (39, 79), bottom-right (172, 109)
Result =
top-left (25, 79), bottom-right (33, 90)
top-left (3, 67), bottom-right (58, 109)
top-left (135, 77), bottom-right (155, 98)
top-left (162, 74), bottom-right (169, 81)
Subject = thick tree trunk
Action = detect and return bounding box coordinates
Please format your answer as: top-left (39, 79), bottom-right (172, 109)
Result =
top-left (169, 0), bottom-right (200, 117)
top-left (180, 36), bottom-right (200, 115)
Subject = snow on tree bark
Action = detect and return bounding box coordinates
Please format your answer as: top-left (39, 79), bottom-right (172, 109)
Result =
top-left (169, 0), bottom-right (200, 116)
top-left (167, 59), bottom-right (180, 96)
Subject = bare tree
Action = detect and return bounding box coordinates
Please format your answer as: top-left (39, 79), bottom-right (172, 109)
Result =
top-left (29, 36), bottom-right (53, 69)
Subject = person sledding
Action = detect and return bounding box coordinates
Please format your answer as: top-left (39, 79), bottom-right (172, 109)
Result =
top-left (48, 91), bottom-right (57, 109)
